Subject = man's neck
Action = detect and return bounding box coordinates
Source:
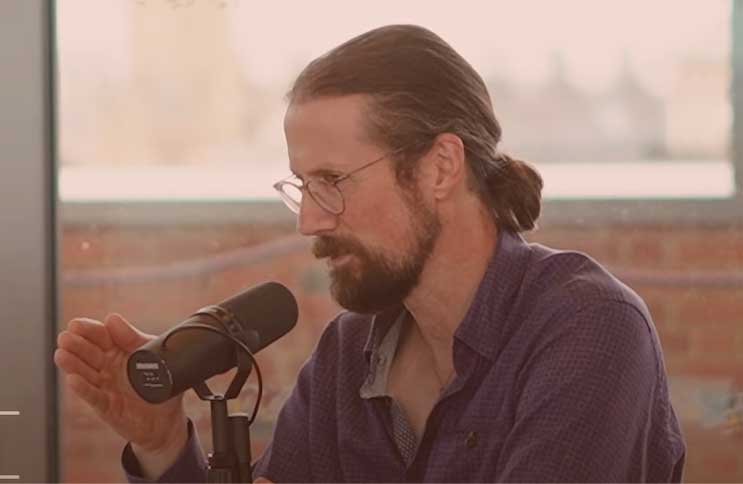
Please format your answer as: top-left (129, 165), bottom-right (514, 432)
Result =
top-left (403, 206), bottom-right (499, 379)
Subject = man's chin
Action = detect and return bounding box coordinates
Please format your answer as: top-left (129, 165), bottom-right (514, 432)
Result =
top-left (328, 267), bottom-right (361, 293)
top-left (327, 275), bottom-right (375, 313)
top-left (328, 277), bottom-right (410, 314)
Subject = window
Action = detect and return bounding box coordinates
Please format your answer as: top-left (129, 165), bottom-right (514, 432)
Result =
top-left (58, 1), bottom-right (737, 208)
top-left (53, 1), bottom-right (743, 482)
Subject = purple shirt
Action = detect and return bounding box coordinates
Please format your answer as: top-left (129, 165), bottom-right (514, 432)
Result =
top-left (124, 229), bottom-right (686, 482)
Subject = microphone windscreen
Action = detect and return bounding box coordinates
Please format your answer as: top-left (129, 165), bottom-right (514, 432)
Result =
top-left (219, 281), bottom-right (298, 351)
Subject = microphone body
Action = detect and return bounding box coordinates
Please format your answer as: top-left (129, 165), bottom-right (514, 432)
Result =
top-left (127, 281), bottom-right (298, 403)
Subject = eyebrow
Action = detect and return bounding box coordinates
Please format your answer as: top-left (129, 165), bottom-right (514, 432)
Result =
top-left (291, 167), bottom-right (344, 181)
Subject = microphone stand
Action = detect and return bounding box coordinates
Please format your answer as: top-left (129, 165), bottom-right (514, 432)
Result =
top-left (187, 305), bottom-right (263, 483)
top-left (192, 347), bottom-right (254, 483)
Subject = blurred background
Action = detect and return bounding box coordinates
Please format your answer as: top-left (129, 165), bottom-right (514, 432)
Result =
top-left (2, 0), bottom-right (742, 481)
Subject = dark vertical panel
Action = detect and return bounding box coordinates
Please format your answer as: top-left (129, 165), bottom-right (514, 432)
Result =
top-left (0, 0), bottom-right (58, 482)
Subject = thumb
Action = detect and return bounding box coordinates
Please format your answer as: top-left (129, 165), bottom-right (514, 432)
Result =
top-left (104, 313), bottom-right (152, 352)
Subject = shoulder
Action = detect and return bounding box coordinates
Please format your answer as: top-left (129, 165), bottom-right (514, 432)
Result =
top-left (509, 250), bottom-right (661, 397)
top-left (508, 242), bottom-right (660, 369)
top-left (526, 242), bottom-right (645, 306)
top-left (519, 242), bottom-right (651, 325)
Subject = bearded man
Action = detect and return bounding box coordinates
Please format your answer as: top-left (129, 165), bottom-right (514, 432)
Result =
top-left (55, 24), bottom-right (686, 482)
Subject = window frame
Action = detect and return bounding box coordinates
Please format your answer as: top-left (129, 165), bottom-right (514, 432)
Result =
top-left (0, 0), bottom-right (59, 481)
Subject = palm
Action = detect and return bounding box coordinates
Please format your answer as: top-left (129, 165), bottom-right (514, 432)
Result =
top-left (96, 345), bottom-right (184, 448)
top-left (55, 315), bottom-right (187, 452)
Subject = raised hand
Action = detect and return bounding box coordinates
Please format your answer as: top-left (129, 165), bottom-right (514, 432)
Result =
top-left (54, 313), bottom-right (188, 455)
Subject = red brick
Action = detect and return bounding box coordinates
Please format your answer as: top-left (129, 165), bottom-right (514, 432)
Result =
top-left (58, 221), bottom-right (743, 483)
top-left (94, 223), bottom-right (295, 269)
top-left (662, 354), bottom-right (689, 377)
top-left (676, 289), bottom-right (743, 327)
top-left (678, 357), bottom-right (740, 379)
top-left (527, 227), bottom-right (621, 266)
top-left (680, 422), bottom-right (743, 482)
top-left (699, 452), bottom-right (742, 479)
top-left (690, 326), bottom-right (740, 357)
top-left (103, 277), bottom-right (210, 332)
top-left (643, 286), bottom-right (696, 324)
top-left (656, 327), bottom-right (691, 355)
top-left (635, 289), bottom-right (673, 329)
top-left (672, 228), bottom-right (743, 271)
top-left (59, 284), bottom-right (108, 324)
top-left (625, 235), bottom-right (669, 269)
top-left (60, 227), bottom-right (105, 271)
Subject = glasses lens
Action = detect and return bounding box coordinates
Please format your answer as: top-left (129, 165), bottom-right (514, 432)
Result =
top-left (309, 180), bottom-right (344, 215)
top-left (276, 182), bottom-right (302, 213)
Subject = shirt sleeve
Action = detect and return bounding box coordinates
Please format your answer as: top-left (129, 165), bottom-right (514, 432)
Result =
top-left (122, 419), bottom-right (208, 483)
top-left (251, 350), bottom-right (315, 483)
top-left (495, 299), bottom-right (671, 482)
top-left (251, 316), bottom-right (347, 483)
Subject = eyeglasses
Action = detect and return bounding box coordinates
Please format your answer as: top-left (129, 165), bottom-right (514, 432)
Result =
top-left (273, 147), bottom-right (405, 215)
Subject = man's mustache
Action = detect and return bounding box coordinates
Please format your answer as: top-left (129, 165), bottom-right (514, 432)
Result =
top-left (312, 236), bottom-right (366, 259)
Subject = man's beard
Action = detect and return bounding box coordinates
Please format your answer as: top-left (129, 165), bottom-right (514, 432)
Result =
top-left (312, 192), bottom-right (441, 314)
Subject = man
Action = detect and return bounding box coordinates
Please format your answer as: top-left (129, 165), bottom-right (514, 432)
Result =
top-left (55, 24), bottom-right (686, 482)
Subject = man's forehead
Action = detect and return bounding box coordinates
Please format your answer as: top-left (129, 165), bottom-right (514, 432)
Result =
top-left (286, 135), bottom-right (360, 175)
top-left (284, 95), bottom-right (367, 142)
top-left (284, 95), bottom-right (378, 175)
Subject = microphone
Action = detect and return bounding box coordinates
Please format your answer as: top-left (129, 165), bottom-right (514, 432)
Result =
top-left (127, 281), bottom-right (298, 404)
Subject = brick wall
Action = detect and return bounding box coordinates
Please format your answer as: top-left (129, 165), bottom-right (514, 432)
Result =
top-left (58, 221), bottom-right (743, 482)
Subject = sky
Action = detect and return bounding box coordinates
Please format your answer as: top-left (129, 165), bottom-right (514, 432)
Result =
top-left (57, 0), bottom-right (730, 94)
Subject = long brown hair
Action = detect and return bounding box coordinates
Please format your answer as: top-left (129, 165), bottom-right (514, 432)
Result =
top-left (288, 24), bottom-right (542, 233)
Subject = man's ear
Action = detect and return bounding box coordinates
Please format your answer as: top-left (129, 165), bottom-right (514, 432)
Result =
top-left (424, 133), bottom-right (467, 200)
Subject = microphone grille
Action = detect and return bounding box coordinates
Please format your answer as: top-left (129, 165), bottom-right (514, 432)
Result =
top-left (218, 281), bottom-right (298, 351)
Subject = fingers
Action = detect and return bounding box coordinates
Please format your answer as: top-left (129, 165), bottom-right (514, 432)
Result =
top-left (65, 317), bottom-right (114, 351)
top-left (56, 330), bottom-right (105, 371)
top-left (66, 373), bottom-right (109, 414)
top-left (253, 478), bottom-right (274, 483)
top-left (104, 313), bottom-right (153, 352)
top-left (54, 348), bottom-right (103, 386)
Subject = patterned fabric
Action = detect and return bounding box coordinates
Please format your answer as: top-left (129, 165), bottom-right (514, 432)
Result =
top-left (123, 229), bottom-right (687, 482)
top-left (357, 310), bottom-right (420, 466)
top-left (389, 401), bottom-right (418, 467)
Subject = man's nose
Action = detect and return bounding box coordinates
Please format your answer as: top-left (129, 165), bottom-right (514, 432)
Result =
top-left (297, 194), bottom-right (338, 236)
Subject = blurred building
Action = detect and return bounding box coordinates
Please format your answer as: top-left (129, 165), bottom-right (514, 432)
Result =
top-left (492, 53), bottom-right (669, 164)
top-left (60, 0), bottom-right (267, 166)
top-left (665, 57), bottom-right (731, 160)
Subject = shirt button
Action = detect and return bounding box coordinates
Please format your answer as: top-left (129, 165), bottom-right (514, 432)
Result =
top-left (465, 431), bottom-right (478, 449)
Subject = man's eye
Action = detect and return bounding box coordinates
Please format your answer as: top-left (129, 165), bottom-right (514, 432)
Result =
top-left (321, 174), bottom-right (342, 184)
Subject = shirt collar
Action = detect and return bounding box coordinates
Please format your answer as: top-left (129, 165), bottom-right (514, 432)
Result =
top-left (359, 310), bottom-right (407, 399)
top-left (361, 228), bottom-right (532, 366)
top-left (363, 304), bottom-right (404, 362)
